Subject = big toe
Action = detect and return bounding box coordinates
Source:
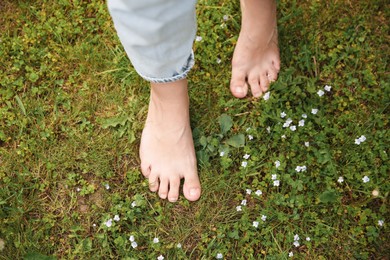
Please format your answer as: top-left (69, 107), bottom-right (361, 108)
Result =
top-left (183, 174), bottom-right (201, 201)
top-left (230, 70), bottom-right (248, 98)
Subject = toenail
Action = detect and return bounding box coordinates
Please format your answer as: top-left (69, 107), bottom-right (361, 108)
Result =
top-left (190, 188), bottom-right (199, 197)
top-left (234, 86), bottom-right (244, 94)
top-left (169, 197), bottom-right (177, 202)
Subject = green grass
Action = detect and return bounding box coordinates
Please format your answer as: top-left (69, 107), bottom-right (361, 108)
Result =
top-left (0, 0), bottom-right (389, 259)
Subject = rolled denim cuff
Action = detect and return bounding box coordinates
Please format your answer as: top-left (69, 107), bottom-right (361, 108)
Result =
top-left (138, 51), bottom-right (194, 83)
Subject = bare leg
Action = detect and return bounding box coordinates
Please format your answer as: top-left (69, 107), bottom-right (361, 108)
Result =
top-left (140, 79), bottom-right (201, 202)
top-left (230, 0), bottom-right (280, 98)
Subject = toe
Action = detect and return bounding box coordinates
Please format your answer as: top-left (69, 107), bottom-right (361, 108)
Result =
top-left (148, 171), bottom-right (159, 192)
top-left (259, 73), bottom-right (270, 93)
top-left (158, 177), bottom-right (169, 199)
top-left (183, 174), bottom-right (201, 201)
top-left (267, 66), bottom-right (278, 82)
top-left (140, 162), bottom-right (151, 177)
top-left (167, 176), bottom-right (180, 202)
top-left (248, 75), bottom-right (262, 98)
top-left (230, 69), bottom-right (248, 98)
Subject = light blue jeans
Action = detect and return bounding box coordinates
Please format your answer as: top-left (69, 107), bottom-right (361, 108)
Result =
top-left (107, 0), bottom-right (197, 83)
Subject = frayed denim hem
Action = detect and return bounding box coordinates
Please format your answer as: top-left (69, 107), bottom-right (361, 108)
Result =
top-left (138, 51), bottom-right (195, 83)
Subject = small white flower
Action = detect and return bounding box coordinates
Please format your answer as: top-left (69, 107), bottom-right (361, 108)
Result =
top-left (378, 220), bottom-right (384, 226)
top-left (236, 205), bottom-right (242, 212)
top-left (295, 166), bottom-right (302, 172)
top-left (241, 199), bottom-right (247, 206)
top-left (263, 91), bottom-right (270, 101)
top-left (216, 253), bottom-right (223, 259)
top-left (311, 108), bottom-right (318, 114)
top-left (104, 183), bottom-right (110, 190)
top-left (294, 234), bottom-right (300, 241)
top-left (223, 15), bottom-right (229, 21)
top-left (317, 90), bottom-right (325, 97)
top-left (255, 190), bottom-right (263, 196)
top-left (129, 235), bottom-right (135, 242)
top-left (372, 189), bottom-right (379, 197)
top-left (302, 113), bottom-right (307, 118)
top-left (157, 255), bottom-right (164, 260)
top-left (290, 125), bottom-right (297, 131)
top-left (76, 187), bottom-right (81, 192)
top-left (304, 141), bottom-right (310, 147)
top-left (131, 201), bottom-right (137, 208)
top-left (298, 119), bottom-right (305, 127)
top-left (293, 241), bottom-right (300, 247)
top-left (266, 126), bottom-right (271, 133)
top-left (301, 165), bottom-right (307, 172)
top-left (362, 176), bottom-right (370, 183)
top-left (306, 237), bottom-right (311, 241)
top-left (131, 241), bottom-right (138, 248)
top-left (113, 215), bottom-right (120, 221)
top-left (324, 85), bottom-right (332, 92)
top-left (271, 174), bottom-right (277, 180)
top-left (281, 135), bottom-right (286, 139)
top-left (195, 36), bottom-right (202, 42)
top-left (337, 176), bottom-right (344, 183)
top-left (241, 161), bottom-right (248, 168)
top-left (248, 134), bottom-right (254, 140)
top-left (177, 243), bottom-right (182, 248)
top-left (253, 221), bottom-right (259, 228)
top-left (280, 112), bottom-right (287, 118)
top-left (289, 251), bottom-right (294, 257)
top-left (275, 160), bottom-right (281, 168)
top-left (220, 151), bottom-right (225, 157)
top-left (246, 189), bottom-right (252, 195)
top-left (216, 58), bottom-right (221, 64)
top-left (105, 219), bottom-right (113, 227)
top-left (273, 180), bottom-right (280, 187)
top-left (92, 223), bottom-right (96, 227)
top-left (283, 118), bottom-right (293, 128)
top-left (261, 215), bottom-right (267, 222)
top-left (246, 127), bottom-right (251, 132)
top-left (243, 154), bottom-right (250, 160)
top-left (354, 138), bottom-right (361, 145)
top-left (153, 237), bottom-right (159, 244)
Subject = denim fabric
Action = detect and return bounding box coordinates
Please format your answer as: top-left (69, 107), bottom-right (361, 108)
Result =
top-left (107, 0), bottom-right (197, 83)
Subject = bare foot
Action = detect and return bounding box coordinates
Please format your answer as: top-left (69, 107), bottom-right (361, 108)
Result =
top-left (139, 79), bottom-right (201, 202)
top-left (230, 0), bottom-right (280, 98)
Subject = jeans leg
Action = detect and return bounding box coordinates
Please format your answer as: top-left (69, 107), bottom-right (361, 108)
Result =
top-left (107, 0), bottom-right (197, 83)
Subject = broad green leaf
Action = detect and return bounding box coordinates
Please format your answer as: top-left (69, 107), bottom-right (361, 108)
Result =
top-left (218, 114), bottom-right (233, 134)
top-left (226, 134), bottom-right (245, 148)
top-left (319, 190), bottom-right (339, 203)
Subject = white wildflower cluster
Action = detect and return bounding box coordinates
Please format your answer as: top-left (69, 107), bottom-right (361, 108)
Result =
top-left (378, 220), bottom-right (384, 226)
top-left (248, 134), bottom-right (254, 140)
top-left (283, 118), bottom-right (293, 128)
top-left (293, 234), bottom-right (300, 247)
top-left (272, 174), bottom-right (280, 187)
top-left (355, 135), bottom-right (366, 145)
top-left (157, 255), bottom-right (164, 260)
top-left (129, 235), bottom-right (138, 248)
top-left (337, 176), bottom-right (344, 183)
top-left (275, 160), bottom-right (281, 168)
top-left (295, 165), bottom-right (307, 172)
top-left (289, 251), bottom-right (294, 257)
top-left (263, 91), bottom-right (270, 101)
